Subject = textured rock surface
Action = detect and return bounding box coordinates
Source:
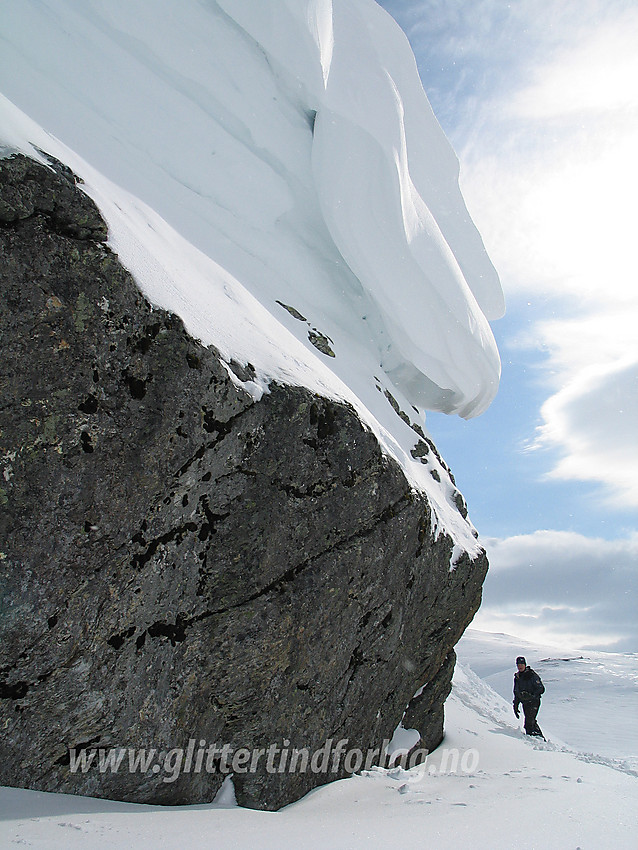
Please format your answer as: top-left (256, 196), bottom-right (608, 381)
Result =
top-left (0, 155), bottom-right (488, 810)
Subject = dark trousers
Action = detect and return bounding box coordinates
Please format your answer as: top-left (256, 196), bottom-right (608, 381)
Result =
top-left (522, 700), bottom-right (543, 737)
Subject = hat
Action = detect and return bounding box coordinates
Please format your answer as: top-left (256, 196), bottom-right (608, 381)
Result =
top-left (516, 656), bottom-right (526, 665)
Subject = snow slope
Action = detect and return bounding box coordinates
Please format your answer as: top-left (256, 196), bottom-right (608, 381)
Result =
top-left (458, 628), bottom-right (638, 772)
top-left (1, 0), bottom-right (504, 549)
top-left (2, 633), bottom-right (636, 849)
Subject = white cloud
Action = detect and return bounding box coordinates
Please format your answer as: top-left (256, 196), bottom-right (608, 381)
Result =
top-left (474, 531), bottom-right (638, 651)
top-left (508, 9), bottom-right (638, 119)
top-left (457, 4), bottom-right (638, 505)
top-left (536, 356), bottom-right (638, 506)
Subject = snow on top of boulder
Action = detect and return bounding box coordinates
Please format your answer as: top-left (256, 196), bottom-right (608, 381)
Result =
top-left (0, 0), bottom-right (504, 552)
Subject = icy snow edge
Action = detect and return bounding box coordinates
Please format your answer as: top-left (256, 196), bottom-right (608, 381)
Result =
top-left (0, 0), bottom-right (504, 555)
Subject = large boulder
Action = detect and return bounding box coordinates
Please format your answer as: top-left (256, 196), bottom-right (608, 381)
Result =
top-left (0, 154), bottom-right (487, 810)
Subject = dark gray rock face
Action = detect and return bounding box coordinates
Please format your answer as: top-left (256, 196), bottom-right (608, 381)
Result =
top-left (0, 154), bottom-right (487, 810)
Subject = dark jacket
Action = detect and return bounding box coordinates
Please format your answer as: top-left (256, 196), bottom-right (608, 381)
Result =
top-left (513, 667), bottom-right (545, 706)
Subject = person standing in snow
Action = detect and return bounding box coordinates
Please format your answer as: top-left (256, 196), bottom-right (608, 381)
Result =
top-left (513, 656), bottom-right (545, 738)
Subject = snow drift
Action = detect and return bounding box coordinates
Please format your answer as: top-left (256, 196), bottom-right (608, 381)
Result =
top-left (0, 0), bottom-right (503, 546)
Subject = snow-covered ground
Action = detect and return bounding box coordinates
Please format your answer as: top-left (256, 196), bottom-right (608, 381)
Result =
top-left (458, 629), bottom-right (638, 772)
top-left (2, 630), bottom-right (636, 849)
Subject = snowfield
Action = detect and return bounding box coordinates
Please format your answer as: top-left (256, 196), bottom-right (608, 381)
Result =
top-left (1, 631), bottom-right (636, 849)
top-left (458, 628), bottom-right (638, 773)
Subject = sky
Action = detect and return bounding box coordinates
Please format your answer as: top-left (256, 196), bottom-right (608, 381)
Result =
top-left (377, 0), bottom-right (638, 651)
